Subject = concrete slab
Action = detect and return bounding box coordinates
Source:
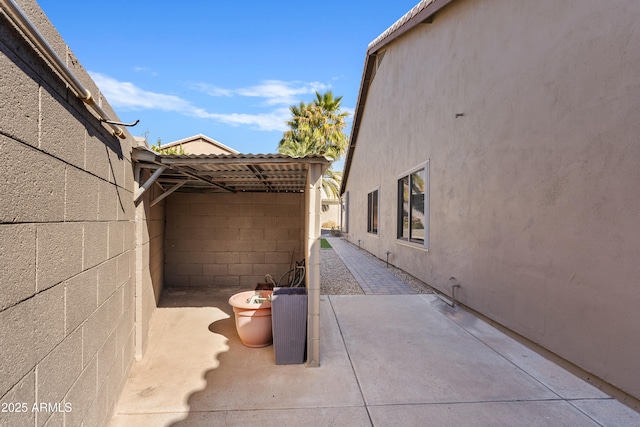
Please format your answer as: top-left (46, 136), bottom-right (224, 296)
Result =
top-left (430, 296), bottom-right (610, 400)
top-left (329, 294), bottom-right (560, 405)
top-left (571, 399), bottom-right (640, 427)
top-left (113, 304), bottom-right (229, 414)
top-left (183, 295), bottom-right (363, 412)
top-left (368, 401), bottom-right (601, 426)
top-left (110, 288), bottom-right (640, 426)
top-left (111, 407), bottom-right (371, 427)
top-left (110, 288), bottom-right (364, 426)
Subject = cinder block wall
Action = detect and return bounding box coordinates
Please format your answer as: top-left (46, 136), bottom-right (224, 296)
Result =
top-left (165, 192), bottom-right (304, 288)
top-left (134, 170), bottom-right (165, 358)
top-left (0, 1), bottom-right (135, 426)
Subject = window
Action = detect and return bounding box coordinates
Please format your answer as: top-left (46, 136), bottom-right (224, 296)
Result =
top-left (397, 162), bottom-right (429, 247)
top-left (367, 189), bottom-right (379, 234)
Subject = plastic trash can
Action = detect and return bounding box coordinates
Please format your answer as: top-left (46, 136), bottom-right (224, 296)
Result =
top-left (271, 287), bottom-right (307, 364)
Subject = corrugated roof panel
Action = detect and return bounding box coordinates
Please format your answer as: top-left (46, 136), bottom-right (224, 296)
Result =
top-left (133, 147), bottom-right (329, 193)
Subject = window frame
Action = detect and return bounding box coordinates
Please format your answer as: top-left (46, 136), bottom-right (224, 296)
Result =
top-left (397, 161), bottom-right (429, 249)
top-left (367, 187), bottom-right (380, 235)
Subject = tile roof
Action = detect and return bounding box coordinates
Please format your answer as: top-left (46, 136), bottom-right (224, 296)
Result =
top-left (368, 0), bottom-right (437, 50)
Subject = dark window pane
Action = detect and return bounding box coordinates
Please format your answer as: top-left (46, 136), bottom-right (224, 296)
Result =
top-left (398, 177), bottom-right (409, 240)
top-left (410, 169), bottom-right (425, 243)
top-left (372, 190), bottom-right (378, 233)
top-left (367, 190), bottom-right (378, 234)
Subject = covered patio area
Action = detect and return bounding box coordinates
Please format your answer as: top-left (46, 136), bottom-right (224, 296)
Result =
top-left (132, 146), bottom-right (330, 366)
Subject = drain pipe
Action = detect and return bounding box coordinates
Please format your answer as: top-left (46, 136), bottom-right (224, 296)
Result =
top-left (437, 277), bottom-right (461, 307)
top-left (385, 251), bottom-right (391, 268)
top-left (0, 0), bottom-right (135, 138)
top-left (451, 283), bottom-right (460, 307)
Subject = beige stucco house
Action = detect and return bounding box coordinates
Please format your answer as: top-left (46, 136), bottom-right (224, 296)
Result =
top-left (159, 134), bottom-right (239, 155)
top-left (341, 0), bottom-right (640, 400)
top-left (0, 0), bottom-right (328, 425)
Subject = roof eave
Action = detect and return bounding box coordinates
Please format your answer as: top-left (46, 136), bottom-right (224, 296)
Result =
top-left (340, 0), bottom-right (456, 195)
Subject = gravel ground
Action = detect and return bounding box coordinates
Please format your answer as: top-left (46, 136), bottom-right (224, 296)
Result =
top-left (320, 244), bottom-right (434, 295)
top-left (320, 248), bottom-right (364, 295)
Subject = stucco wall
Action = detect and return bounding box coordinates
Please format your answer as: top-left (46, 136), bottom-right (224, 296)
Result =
top-left (0, 1), bottom-right (136, 425)
top-left (165, 192), bottom-right (304, 288)
top-left (344, 0), bottom-right (640, 398)
top-left (175, 139), bottom-right (234, 155)
top-left (320, 200), bottom-right (341, 229)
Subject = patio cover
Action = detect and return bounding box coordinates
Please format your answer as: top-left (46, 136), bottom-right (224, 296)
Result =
top-left (132, 146), bottom-right (330, 366)
top-left (132, 146), bottom-right (330, 202)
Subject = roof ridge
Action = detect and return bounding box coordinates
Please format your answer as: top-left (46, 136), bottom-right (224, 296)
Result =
top-left (368, 0), bottom-right (436, 50)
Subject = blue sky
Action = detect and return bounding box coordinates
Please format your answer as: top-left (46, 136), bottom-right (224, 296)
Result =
top-left (37, 0), bottom-right (419, 162)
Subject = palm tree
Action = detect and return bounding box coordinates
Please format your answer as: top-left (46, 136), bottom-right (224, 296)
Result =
top-left (322, 168), bottom-right (343, 201)
top-left (279, 91), bottom-right (348, 160)
top-left (278, 91), bottom-right (349, 199)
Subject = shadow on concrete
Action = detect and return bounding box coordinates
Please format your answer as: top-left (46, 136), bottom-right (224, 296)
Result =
top-left (155, 292), bottom-right (368, 427)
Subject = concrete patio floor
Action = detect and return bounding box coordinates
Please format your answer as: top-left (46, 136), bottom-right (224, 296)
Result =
top-left (109, 284), bottom-right (640, 426)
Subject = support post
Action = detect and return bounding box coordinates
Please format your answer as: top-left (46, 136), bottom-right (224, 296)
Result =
top-left (134, 166), bottom-right (166, 204)
top-left (150, 181), bottom-right (186, 207)
top-left (305, 163), bottom-right (323, 367)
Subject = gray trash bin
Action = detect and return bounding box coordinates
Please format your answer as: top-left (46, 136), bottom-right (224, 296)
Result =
top-left (271, 287), bottom-right (307, 365)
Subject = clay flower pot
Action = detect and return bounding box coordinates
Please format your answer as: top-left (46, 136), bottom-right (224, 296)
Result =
top-left (228, 290), bottom-right (273, 347)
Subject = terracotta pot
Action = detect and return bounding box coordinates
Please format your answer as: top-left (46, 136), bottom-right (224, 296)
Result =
top-left (228, 290), bottom-right (273, 348)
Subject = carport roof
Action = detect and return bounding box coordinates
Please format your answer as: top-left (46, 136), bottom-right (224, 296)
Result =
top-left (132, 147), bottom-right (330, 197)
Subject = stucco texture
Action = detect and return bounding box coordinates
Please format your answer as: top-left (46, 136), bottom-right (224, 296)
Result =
top-left (344, 0), bottom-right (640, 398)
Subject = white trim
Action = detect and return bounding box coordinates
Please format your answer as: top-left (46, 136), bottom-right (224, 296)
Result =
top-left (397, 160), bottom-right (430, 180)
top-left (396, 239), bottom-right (429, 252)
top-left (367, 185), bottom-right (380, 236)
top-left (396, 160), bottom-right (429, 249)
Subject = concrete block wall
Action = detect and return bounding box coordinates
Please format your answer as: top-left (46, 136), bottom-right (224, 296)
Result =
top-left (134, 171), bottom-right (165, 358)
top-left (0, 1), bottom-right (135, 425)
top-left (165, 192), bottom-right (304, 288)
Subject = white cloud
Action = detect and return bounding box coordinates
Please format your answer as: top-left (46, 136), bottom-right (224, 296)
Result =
top-left (235, 80), bottom-right (329, 105)
top-left (190, 79), bottom-right (330, 106)
top-left (90, 72), bottom-right (191, 112)
top-left (342, 106), bottom-right (356, 117)
top-left (200, 107), bottom-right (291, 132)
top-left (132, 66), bottom-right (158, 76)
top-left (89, 72), bottom-right (291, 132)
top-left (188, 82), bottom-right (233, 97)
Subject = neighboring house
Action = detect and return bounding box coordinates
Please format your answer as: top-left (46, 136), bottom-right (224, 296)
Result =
top-left (0, 1), bottom-right (327, 425)
top-left (159, 134), bottom-right (239, 155)
top-left (320, 189), bottom-right (341, 230)
top-left (341, 0), bottom-right (640, 400)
